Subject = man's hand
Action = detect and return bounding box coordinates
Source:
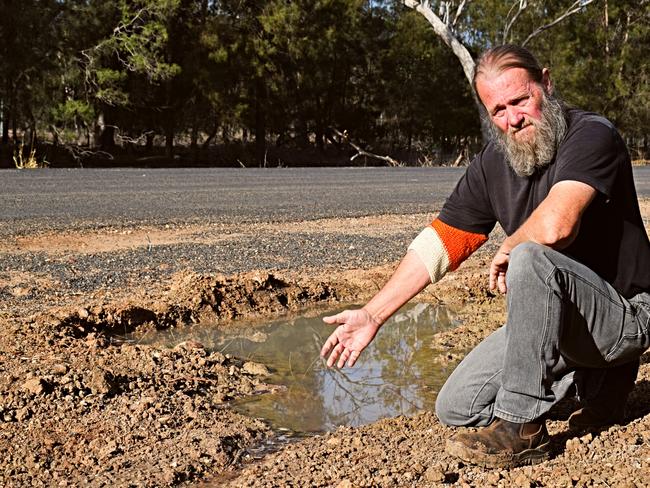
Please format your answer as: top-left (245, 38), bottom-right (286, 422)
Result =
top-left (320, 309), bottom-right (382, 368)
top-left (490, 249), bottom-right (510, 294)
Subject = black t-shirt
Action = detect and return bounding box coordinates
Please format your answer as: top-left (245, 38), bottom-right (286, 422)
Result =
top-left (439, 108), bottom-right (650, 298)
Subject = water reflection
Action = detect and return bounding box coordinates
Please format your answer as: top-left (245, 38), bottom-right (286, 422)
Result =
top-left (145, 303), bottom-right (457, 433)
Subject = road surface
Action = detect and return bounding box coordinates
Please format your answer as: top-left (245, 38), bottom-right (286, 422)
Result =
top-left (2, 166), bottom-right (649, 235)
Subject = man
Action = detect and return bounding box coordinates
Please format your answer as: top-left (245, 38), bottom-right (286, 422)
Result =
top-left (320, 45), bottom-right (650, 468)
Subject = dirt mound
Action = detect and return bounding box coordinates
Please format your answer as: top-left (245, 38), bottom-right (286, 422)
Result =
top-left (0, 263), bottom-right (404, 486)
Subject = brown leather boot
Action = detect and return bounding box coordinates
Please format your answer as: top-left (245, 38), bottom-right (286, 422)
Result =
top-left (445, 418), bottom-right (550, 468)
top-left (568, 404), bottom-right (625, 430)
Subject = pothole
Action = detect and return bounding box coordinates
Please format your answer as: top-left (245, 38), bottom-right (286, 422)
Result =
top-left (130, 302), bottom-right (458, 435)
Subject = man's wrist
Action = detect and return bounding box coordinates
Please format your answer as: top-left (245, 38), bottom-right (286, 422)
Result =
top-left (361, 306), bottom-right (385, 329)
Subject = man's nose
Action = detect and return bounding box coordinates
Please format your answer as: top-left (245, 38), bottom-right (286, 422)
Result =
top-left (507, 107), bottom-right (524, 129)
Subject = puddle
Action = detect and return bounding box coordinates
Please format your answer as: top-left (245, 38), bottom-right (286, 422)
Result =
top-left (138, 303), bottom-right (457, 434)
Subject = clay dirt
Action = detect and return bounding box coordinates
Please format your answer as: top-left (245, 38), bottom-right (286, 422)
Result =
top-left (1, 203), bottom-right (649, 487)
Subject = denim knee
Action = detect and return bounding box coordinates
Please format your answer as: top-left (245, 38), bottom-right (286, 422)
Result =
top-left (506, 242), bottom-right (550, 287)
top-left (435, 380), bottom-right (494, 427)
top-left (435, 385), bottom-right (495, 427)
top-left (435, 383), bottom-right (463, 426)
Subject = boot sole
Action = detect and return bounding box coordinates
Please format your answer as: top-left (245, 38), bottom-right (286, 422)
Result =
top-left (445, 438), bottom-right (551, 469)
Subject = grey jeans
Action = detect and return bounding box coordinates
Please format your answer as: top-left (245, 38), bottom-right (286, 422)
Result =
top-left (436, 242), bottom-right (650, 426)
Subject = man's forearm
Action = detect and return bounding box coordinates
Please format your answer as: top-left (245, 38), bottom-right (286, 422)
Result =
top-left (500, 180), bottom-right (597, 253)
top-left (362, 250), bottom-right (431, 326)
top-left (363, 218), bottom-right (489, 326)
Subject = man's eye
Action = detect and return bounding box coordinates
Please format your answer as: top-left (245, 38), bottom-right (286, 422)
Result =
top-left (493, 108), bottom-right (505, 117)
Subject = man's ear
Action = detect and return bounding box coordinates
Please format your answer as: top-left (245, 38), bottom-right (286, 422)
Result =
top-left (541, 68), bottom-right (553, 95)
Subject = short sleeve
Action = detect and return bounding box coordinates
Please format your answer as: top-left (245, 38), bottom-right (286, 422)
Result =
top-left (554, 117), bottom-right (623, 198)
top-left (438, 150), bottom-right (497, 235)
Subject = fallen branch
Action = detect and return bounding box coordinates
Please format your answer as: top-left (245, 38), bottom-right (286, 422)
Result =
top-left (330, 128), bottom-right (401, 167)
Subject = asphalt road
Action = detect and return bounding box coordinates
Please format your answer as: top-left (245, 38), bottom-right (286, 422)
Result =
top-left (2, 166), bottom-right (650, 235)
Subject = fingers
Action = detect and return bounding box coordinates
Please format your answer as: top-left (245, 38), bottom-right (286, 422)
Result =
top-left (322, 310), bottom-right (348, 325)
top-left (320, 330), bottom-right (339, 358)
top-left (347, 350), bottom-right (360, 368)
top-left (497, 271), bottom-right (507, 294)
top-left (489, 267), bottom-right (497, 291)
top-left (320, 329), bottom-right (361, 369)
top-left (327, 343), bottom-right (345, 368)
top-left (337, 347), bottom-right (351, 369)
top-left (329, 344), bottom-right (360, 369)
top-left (321, 310), bottom-right (363, 368)
top-left (490, 267), bottom-right (507, 294)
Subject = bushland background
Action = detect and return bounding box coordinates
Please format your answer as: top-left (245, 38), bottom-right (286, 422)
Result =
top-left (1, 0), bottom-right (648, 169)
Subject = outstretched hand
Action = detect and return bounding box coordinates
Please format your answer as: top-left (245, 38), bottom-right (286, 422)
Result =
top-left (320, 309), bottom-right (381, 368)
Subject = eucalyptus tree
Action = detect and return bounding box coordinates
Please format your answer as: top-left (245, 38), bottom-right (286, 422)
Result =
top-left (401, 0), bottom-right (598, 129)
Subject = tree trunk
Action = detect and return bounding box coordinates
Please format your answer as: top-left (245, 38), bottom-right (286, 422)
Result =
top-left (1, 112), bottom-right (8, 145)
top-left (165, 119), bottom-right (174, 159)
top-left (190, 123), bottom-right (199, 162)
top-left (100, 125), bottom-right (115, 151)
top-left (93, 112), bottom-right (105, 148)
top-left (146, 132), bottom-right (154, 151)
top-left (202, 124), bottom-right (219, 149)
top-left (255, 77), bottom-right (266, 167)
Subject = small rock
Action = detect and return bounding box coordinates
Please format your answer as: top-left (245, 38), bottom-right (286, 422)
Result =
top-left (326, 437), bottom-right (341, 446)
top-left (513, 473), bottom-right (532, 487)
top-left (486, 471), bottom-right (502, 484)
top-left (580, 433), bottom-right (593, 444)
top-left (174, 340), bottom-right (205, 351)
top-left (87, 368), bottom-right (113, 395)
top-left (242, 361), bottom-right (270, 376)
top-left (77, 308), bottom-right (90, 319)
top-left (211, 351), bottom-right (226, 364)
top-left (21, 378), bottom-right (46, 395)
top-left (51, 364), bottom-right (68, 375)
top-left (423, 465), bottom-right (445, 482)
top-left (411, 462), bottom-right (425, 474)
top-left (566, 437), bottom-right (580, 452)
top-left (100, 440), bottom-right (118, 459)
top-left (335, 481), bottom-right (355, 488)
top-left (15, 407), bottom-right (31, 421)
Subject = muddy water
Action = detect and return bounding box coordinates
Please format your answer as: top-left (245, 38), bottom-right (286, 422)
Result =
top-left (141, 303), bottom-right (457, 434)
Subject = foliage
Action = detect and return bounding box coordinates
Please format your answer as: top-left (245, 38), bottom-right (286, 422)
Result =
top-left (0, 0), bottom-right (648, 166)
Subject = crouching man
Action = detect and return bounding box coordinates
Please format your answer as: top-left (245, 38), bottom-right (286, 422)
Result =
top-left (321, 45), bottom-right (650, 468)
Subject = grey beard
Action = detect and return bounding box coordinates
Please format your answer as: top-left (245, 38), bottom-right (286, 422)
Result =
top-left (488, 94), bottom-right (567, 177)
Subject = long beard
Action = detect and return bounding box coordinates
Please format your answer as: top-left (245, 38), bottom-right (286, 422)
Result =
top-left (488, 94), bottom-right (567, 177)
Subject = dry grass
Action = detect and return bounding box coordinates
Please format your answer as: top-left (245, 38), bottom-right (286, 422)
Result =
top-left (13, 139), bottom-right (48, 169)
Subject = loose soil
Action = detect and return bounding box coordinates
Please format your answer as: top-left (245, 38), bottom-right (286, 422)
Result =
top-left (1, 203), bottom-right (649, 487)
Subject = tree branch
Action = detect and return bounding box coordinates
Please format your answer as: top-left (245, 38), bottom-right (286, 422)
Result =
top-left (452, 0), bottom-right (470, 28)
top-left (503, 0), bottom-right (528, 44)
top-left (331, 128), bottom-right (400, 167)
top-left (403, 1), bottom-right (476, 87)
top-left (522, 0), bottom-right (595, 47)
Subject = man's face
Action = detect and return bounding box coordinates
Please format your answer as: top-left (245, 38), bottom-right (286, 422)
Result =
top-left (476, 67), bottom-right (548, 143)
top-left (476, 66), bottom-right (566, 177)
